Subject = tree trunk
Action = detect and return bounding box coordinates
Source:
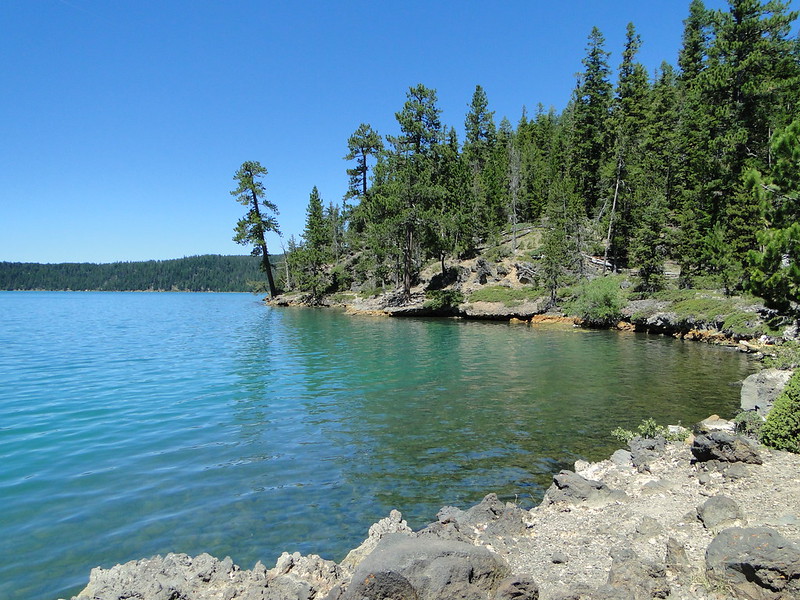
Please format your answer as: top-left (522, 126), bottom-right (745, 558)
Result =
top-left (403, 223), bottom-right (413, 302)
top-left (261, 248), bottom-right (277, 298)
top-left (361, 152), bottom-right (368, 197)
top-left (603, 156), bottom-right (623, 274)
top-left (249, 188), bottom-right (277, 297)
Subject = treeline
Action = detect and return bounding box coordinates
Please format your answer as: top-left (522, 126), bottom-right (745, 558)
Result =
top-left (281, 0), bottom-right (799, 313)
top-left (0, 255), bottom-right (266, 292)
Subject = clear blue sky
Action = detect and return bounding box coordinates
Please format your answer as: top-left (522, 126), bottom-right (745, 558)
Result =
top-left (2, 0), bottom-right (796, 263)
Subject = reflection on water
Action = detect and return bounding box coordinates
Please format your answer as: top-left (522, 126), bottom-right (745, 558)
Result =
top-left (0, 293), bottom-right (755, 600)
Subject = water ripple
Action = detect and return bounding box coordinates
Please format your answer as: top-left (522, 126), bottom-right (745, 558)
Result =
top-left (0, 292), bottom-right (755, 600)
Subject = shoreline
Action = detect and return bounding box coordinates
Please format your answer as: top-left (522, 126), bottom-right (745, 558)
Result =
top-left (68, 427), bottom-right (800, 600)
top-left (269, 292), bottom-right (783, 354)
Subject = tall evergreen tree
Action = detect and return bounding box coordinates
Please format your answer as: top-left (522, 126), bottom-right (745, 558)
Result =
top-left (747, 119), bottom-right (800, 313)
top-left (297, 186), bottom-right (330, 301)
top-left (699, 0), bottom-right (799, 284)
top-left (674, 0), bottom-right (717, 283)
top-left (425, 126), bottom-right (472, 274)
top-left (463, 84), bottom-right (496, 168)
top-left (630, 192), bottom-right (668, 292)
top-left (344, 123), bottom-right (383, 202)
top-left (463, 85), bottom-right (499, 243)
top-left (230, 161), bottom-right (281, 297)
top-left (540, 177), bottom-right (582, 304)
top-left (678, 0), bottom-right (711, 84)
top-left (382, 83), bottom-right (444, 300)
top-left (570, 26), bottom-right (613, 216)
top-left (706, 0), bottom-right (799, 178)
top-left (605, 23), bottom-right (651, 270)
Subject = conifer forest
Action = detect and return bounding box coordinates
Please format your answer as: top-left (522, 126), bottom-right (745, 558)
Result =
top-left (274, 0), bottom-right (800, 315)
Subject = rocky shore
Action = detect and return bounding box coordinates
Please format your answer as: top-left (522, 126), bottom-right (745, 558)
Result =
top-left (270, 250), bottom-right (795, 350)
top-left (69, 424), bottom-right (800, 600)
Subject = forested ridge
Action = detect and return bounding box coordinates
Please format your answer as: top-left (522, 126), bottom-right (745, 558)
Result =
top-left (0, 255), bottom-right (266, 292)
top-left (273, 0), bottom-right (800, 316)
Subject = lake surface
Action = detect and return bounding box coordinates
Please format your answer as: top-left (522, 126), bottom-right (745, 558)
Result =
top-left (0, 292), bottom-right (755, 600)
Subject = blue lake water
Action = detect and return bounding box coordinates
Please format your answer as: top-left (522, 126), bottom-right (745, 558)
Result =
top-left (0, 291), bottom-right (755, 600)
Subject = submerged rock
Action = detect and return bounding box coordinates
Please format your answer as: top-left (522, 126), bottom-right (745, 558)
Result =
top-left (697, 414), bottom-right (736, 433)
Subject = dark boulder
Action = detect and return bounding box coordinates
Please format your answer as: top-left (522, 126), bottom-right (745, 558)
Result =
top-left (515, 263), bottom-right (536, 285)
top-left (590, 548), bottom-right (669, 600)
top-left (494, 576), bottom-right (539, 600)
top-left (705, 527), bottom-right (800, 599)
top-left (476, 258), bottom-right (495, 284)
top-left (543, 470), bottom-right (627, 506)
top-left (628, 436), bottom-right (666, 472)
top-left (342, 533), bottom-right (523, 600)
top-left (691, 431), bottom-right (763, 464)
top-left (418, 494), bottom-right (529, 543)
top-left (696, 495), bottom-right (745, 532)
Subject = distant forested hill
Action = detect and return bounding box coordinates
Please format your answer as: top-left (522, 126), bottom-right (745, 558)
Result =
top-left (0, 255), bottom-right (272, 292)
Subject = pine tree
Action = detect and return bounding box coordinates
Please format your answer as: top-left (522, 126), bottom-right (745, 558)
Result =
top-left (674, 0), bottom-right (716, 284)
top-left (344, 123), bottom-right (383, 202)
top-left (382, 83), bottom-right (445, 300)
top-left (630, 192), bottom-right (668, 292)
top-left (694, 0), bottom-right (799, 285)
top-left (463, 85), bottom-right (498, 243)
top-left (645, 62), bottom-right (680, 213)
top-left (518, 104), bottom-right (560, 223)
top-left (298, 186), bottom-right (330, 301)
top-left (678, 0), bottom-right (710, 85)
top-left (230, 161), bottom-right (281, 297)
top-left (706, 0), bottom-right (799, 178)
top-left (464, 84), bottom-right (496, 166)
top-left (540, 177), bottom-right (582, 304)
top-left (425, 126), bottom-right (472, 275)
top-left (325, 201), bottom-right (344, 263)
top-left (481, 117), bottom-right (514, 236)
top-left (604, 23), bottom-right (651, 270)
top-left (747, 119), bottom-right (800, 313)
top-left (570, 26), bottom-right (613, 216)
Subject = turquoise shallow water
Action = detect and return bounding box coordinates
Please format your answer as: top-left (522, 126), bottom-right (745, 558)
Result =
top-left (0, 292), bottom-right (755, 600)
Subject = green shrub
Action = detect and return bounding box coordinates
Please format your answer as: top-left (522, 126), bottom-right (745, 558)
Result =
top-left (569, 276), bottom-right (626, 326)
top-left (734, 410), bottom-right (764, 440)
top-left (330, 292), bottom-right (355, 305)
top-left (485, 244), bottom-right (511, 262)
top-left (611, 418), bottom-right (688, 443)
top-left (764, 342), bottom-right (800, 370)
top-left (664, 293), bottom-right (782, 336)
top-left (424, 289), bottom-right (465, 311)
top-left (651, 288), bottom-right (697, 302)
top-left (329, 264), bottom-right (353, 293)
top-left (468, 285), bottom-right (542, 306)
top-left (760, 370), bottom-right (800, 453)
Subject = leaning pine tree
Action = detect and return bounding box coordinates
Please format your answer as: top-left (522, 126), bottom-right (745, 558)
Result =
top-left (231, 161), bottom-right (281, 297)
